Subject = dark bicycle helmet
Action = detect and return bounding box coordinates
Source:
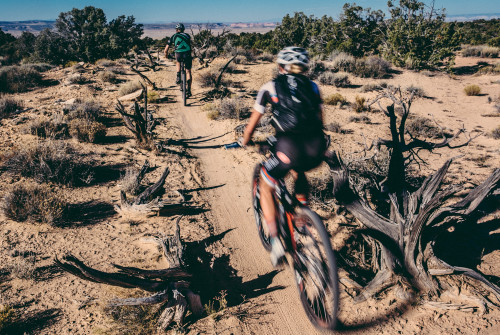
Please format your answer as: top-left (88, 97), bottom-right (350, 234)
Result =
top-left (175, 23), bottom-right (185, 31)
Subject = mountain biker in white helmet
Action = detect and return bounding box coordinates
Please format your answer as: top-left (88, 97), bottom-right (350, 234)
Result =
top-left (241, 46), bottom-right (327, 266)
top-left (164, 23), bottom-right (193, 97)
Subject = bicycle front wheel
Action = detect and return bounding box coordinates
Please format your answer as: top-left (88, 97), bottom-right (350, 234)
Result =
top-left (252, 164), bottom-right (272, 251)
top-left (292, 207), bottom-right (339, 330)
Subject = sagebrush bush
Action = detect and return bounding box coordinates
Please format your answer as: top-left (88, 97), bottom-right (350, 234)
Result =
top-left (0, 65), bottom-right (43, 93)
top-left (0, 98), bottom-right (22, 119)
top-left (198, 69), bottom-right (218, 88)
top-left (202, 103), bottom-right (220, 120)
top-left (26, 115), bottom-right (70, 139)
top-left (147, 90), bottom-right (160, 103)
top-left (9, 254), bottom-right (36, 279)
top-left (2, 183), bottom-right (67, 225)
top-left (69, 119), bottom-right (107, 143)
top-left (492, 126), bottom-right (500, 139)
top-left (215, 62), bottom-right (236, 74)
top-left (96, 59), bottom-right (116, 67)
top-left (464, 85), bottom-right (481, 96)
top-left (354, 57), bottom-right (392, 78)
top-left (120, 167), bottom-right (142, 195)
top-left (360, 83), bottom-right (386, 92)
top-left (233, 54), bottom-right (248, 64)
top-left (66, 73), bottom-right (85, 85)
top-left (64, 100), bottom-right (102, 121)
top-left (118, 81), bottom-right (142, 96)
top-left (4, 141), bottom-right (90, 185)
top-left (218, 97), bottom-right (249, 120)
top-left (258, 52), bottom-right (274, 62)
top-left (329, 52), bottom-right (356, 72)
top-left (98, 70), bottom-right (118, 83)
top-left (307, 60), bottom-right (326, 79)
top-left (318, 72), bottom-right (350, 87)
top-left (324, 93), bottom-right (347, 106)
top-left (325, 122), bottom-right (343, 133)
top-left (406, 116), bottom-right (442, 138)
top-left (462, 45), bottom-right (499, 58)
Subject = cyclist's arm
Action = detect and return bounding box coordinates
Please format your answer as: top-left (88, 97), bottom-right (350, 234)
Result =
top-left (242, 109), bottom-right (262, 146)
top-left (164, 44), bottom-right (170, 57)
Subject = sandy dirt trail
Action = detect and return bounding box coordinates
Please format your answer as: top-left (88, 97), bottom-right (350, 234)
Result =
top-left (157, 73), bottom-right (324, 334)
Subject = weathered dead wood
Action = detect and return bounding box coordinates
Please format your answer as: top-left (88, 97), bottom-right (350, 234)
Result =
top-left (134, 166), bottom-right (170, 205)
top-left (215, 55), bottom-right (236, 89)
top-left (130, 65), bottom-right (157, 90)
top-left (56, 218), bottom-right (202, 330)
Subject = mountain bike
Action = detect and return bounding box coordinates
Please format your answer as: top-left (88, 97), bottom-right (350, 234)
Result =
top-left (227, 137), bottom-right (339, 330)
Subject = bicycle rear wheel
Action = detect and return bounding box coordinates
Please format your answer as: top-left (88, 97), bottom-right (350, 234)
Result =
top-left (292, 207), bottom-right (339, 330)
top-left (252, 164), bottom-right (272, 251)
top-left (181, 65), bottom-right (187, 106)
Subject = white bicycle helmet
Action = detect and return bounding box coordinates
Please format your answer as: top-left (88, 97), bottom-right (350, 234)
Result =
top-left (277, 46), bottom-right (309, 67)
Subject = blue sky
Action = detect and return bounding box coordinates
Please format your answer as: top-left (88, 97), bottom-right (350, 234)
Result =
top-left (0, 0), bottom-right (499, 22)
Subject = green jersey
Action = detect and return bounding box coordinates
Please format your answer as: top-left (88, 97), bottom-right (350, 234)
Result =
top-left (168, 32), bottom-right (191, 53)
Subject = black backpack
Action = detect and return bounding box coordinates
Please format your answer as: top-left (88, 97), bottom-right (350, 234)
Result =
top-left (271, 74), bottom-right (322, 135)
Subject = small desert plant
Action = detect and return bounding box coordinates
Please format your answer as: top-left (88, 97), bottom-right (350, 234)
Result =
top-left (98, 70), bottom-right (118, 83)
top-left (66, 73), bottom-right (85, 85)
top-left (324, 93), bottom-right (347, 106)
top-left (64, 99), bottom-right (102, 121)
top-left (406, 85), bottom-right (426, 97)
top-left (329, 51), bottom-right (356, 72)
top-left (26, 115), bottom-right (70, 139)
top-left (462, 45), bottom-right (499, 58)
top-left (105, 304), bottom-right (157, 334)
top-left (325, 122), bottom-right (343, 133)
top-left (218, 97), bottom-right (249, 120)
top-left (360, 83), bottom-right (387, 92)
top-left (202, 103), bottom-right (220, 120)
top-left (492, 126), bottom-right (500, 139)
top-left (464, 85), bottom-right (481, 96)
top-left (22, 63), bottom-right (53, 72)
top-left (318, 72), bottom-right (350, 87)
top-left (96, 59), bottom-right (116, 67)
top-left (307, 60), bottom-right (326, 79)
top-left (0, 98), bottom-right (22, 119)
top-left (147, 90), bottom-right (160, 103)
top-left (198, 69), bottom-right (218, 88)
top-left (258, 52), bottom-right (274, 62)
top-left (354, 56), bottom-right (392, 78)
top-left (120, 167), bottom-right (142, 195)
top-left (0, 305), bottom-right (14, 331)
top-left (3, 141), bottom-right (90, 186)
top-left (353, 96), bottom-right (368, 113)
top-left (406, 116), bottom-right (443, 139)
top-left (349, 114), bottom-right (371, 123)
top-left (2, 183), bottom-right (67, 225)
top-left (118, 81), bottom-right (142, 96)
top-left (233, 54), bottom-right (248, 64)
top-left (0, 65), bottom-right (43, 93)
top-left (69, 119), bottom-right (107, 143)
top-left (9, 253), bottom-right (36, 279)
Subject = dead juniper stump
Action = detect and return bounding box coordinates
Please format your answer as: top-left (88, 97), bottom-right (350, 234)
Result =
top-left (55, 216), bottom-right (203, 331)
top-left (327, 86), bottom-right (500, 310)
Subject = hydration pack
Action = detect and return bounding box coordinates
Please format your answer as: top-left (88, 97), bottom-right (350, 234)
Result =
top-left (271, 74), bottom-right (322, 135)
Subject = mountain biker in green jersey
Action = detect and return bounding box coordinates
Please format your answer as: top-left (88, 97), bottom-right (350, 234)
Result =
top-left (164, 23), bottom-right (193, 97)
top-left (241, 47), bottom-right (326, 266)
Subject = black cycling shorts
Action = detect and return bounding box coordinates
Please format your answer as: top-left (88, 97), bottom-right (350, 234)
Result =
top-left (175, 51), bottom-right (192, 70)
top-left (262, 132), bottom-right (326, 185)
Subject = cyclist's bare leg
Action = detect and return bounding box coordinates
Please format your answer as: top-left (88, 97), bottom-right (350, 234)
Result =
top-left (259, 175), bottom-right (278, 237)
top-left (186, 69), bottom-right (192, 91)
top-left (176, 61), bottom-right (181, 72)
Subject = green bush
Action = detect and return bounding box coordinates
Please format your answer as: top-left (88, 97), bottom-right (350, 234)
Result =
top-left (2, 183), bottom-right (67, 225)
top-left (464, 85), bottom-right (481, 96)
top-left (0, 65), bottom-right (43, 93)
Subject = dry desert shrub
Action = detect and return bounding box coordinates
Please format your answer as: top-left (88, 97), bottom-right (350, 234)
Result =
top-left (353, 96), bottom-right (368, 113)
top-left (26, 115), bottom-right (70, 139)
top-left (65, 73), bottom-right (86, 85)
top-left (96, 59), bottom-right (116, 67)
top-left (215, 61), bottom-right (236, 74)
top-left (324, 93), bottom-right (347, 106)
top-left (258, 52), bottom-right (274, 62)
top-left (0, 65), bottom-right (43, 93)
top-left (198, 69), bottom-right (218, 88)
top-left (406, 85), bottom-right (426, 97)
top-left (69, 119), bottom-right (106, 143)
top-left (349, 114), bottom-right (371, 123)
top-left (462, 45), bottom-right (499, 58)
top-left (8, 253), bottom-right (36, 279)
top-left (0, 305), bottom-right (14, 331)
top-left (118, 81), bottom-right (142, 96)
top-left (147, 90), bottom-right (160, 103)
top-left (406, 116), bottom-right (443, 139)
top-left (325, 122), bottom-right (343, 133)
top-left (2, 183), bottom-right (67, 225)
top-left (0, 98), bottom-right (22, 119)
top-left (360, 82), bottom-right (387, 92)
top-left (64, 99), bottom-right (102, 121)
top-left (307, 60), bottom-right (327, 79)
top-left (318, 72), bottom-right (350, 87)
top-left (329, 51), bottom-right (356, 72)
top-left (120, 167), bottom-right (142, 195)
top-left (3, 141), bottom-right (90, 186)
top-left (202, 102), bottom-right (220, 120)
top-left (98, 70), bottom-right (118, 83)
top-left (464, 85), bottom-right (481, 96)
top-left (218, 97), bottom-right (249, 120)
top-left (354, 56), bottom-right (392, 78)
top-left (492, 126), bottom-right (500, 139)
top-left (233, 54), bottom-right (248, 64)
